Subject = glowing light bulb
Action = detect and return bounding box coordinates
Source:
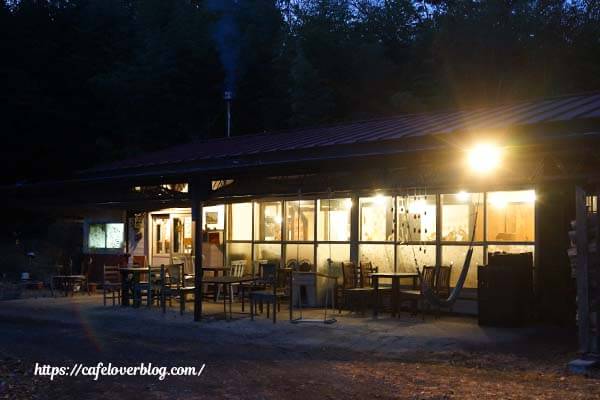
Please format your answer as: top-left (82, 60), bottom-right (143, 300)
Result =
top-left (468, 143), bottom-right (502, 174)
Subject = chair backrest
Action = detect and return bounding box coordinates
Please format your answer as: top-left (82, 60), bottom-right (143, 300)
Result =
top-left (231, 260), bottom-right (246, 278)
top-left (103, 265), bottom-right (121, 284)
top-left (436, 265), bottom-right (452, 295)
top-left (260, 263), bottom-right (278, 286)
top-left (359, 261), bottom-right (377, 288)
top-left (421, 266), bottom-right (436, 291)
top-left (167, 263), bottom-right (184, 287)
top-left (254, 259), bottom-right (269, 277)
top-left (341, 262), bottom-right (357, 289)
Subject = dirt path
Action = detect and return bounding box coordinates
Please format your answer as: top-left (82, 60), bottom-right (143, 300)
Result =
top-left (1, 296), bottom-right (598, 399)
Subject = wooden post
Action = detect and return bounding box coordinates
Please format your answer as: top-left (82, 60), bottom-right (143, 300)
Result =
top-left (191, 180), bottom-right (211, 322)
top-left (575, 186), bottom-right (590, 354)
top-left (350, 193), bottom-right (359, 264)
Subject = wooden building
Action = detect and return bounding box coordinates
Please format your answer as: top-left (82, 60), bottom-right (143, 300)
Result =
top-left (11, 92), bottom-right (600, 324)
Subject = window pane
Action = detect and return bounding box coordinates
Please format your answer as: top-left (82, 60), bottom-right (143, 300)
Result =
top-left (441, 246), bottom-right (484, 288)
top-left (153, 215), bottom-right (170, 255)
top-left (316, 243), bottom-right (349, 277)
top-left (360, 196), bottom-right (394, 241)
top-left (203, 205), bottom-right (224, 230)
top-left (285, 244), bottom-right (314, 267)
top-left (254, 243), bottom-right (281, 266)
top-left (183, 216), bottom-right (193, 254)
top-left (173, 218), bottom-right (184, 254)
top-left (106, 223), bottom-right (124, 249)
top-left (226, 242), bottom-right (252, 274)
top-left (487, 244), bottom-right (534, 258)
top-left (317, 198), bottom-right (352, 241)
top-left (228, 203), bottom-right (252, 240)
top-left (486, 190), bottom-right (535, 242)
top-left (359, 244), bottom-right (394, 272)
top-left (254, 201), bottom-right (282, 241)
top-left (285, 200), bottom-right (315, 241)
top-left (397, 245), bottom-right (436, 273)
top-left (89, 224), bottom-right (106, 249)
top-left (441, 192), bottom-right (484, 242)
top-left (397, 195), bottom-right (436, 242)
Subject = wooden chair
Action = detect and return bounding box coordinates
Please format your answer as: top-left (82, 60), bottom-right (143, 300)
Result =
top-left (133, 265), bottom-right (161, 307)
top-left (159, 263), bottom-right (184, 312)
top-left (102, 265), bottom-right (121, 306)
top-left (216, 260), bottom-right (246, 301)
top-left (336, 261), bottom-right (374, 314)
top-left (249, 264), bottom-right (289, 323)
top-left (399, 266), bottom-right (437, 319)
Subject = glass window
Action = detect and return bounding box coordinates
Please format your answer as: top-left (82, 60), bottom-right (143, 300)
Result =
top-left (316, 243), bottom-right (350, 277)
top-left (203, 205), bottom-right (225, 231)
top-left (397, 195), bottom-right (436, 242)
top-left (89, 224), bottom-right (106, 249)
top-left (285, 244), bottom-right (314, 267)
top-left (285, 200), bottom-right (315, 241)
top-left (360, 195), bottom-right (394, 241)
top-left (254, 243), bottom-right (281, 266)
top-left (153, 215), bottom-right (170, 255)
top-left (359, 244), bottom-right (394, 273)
top-left (228, 202), bottom-right (252, 240)
top-left (105, 223), bottom-right (124, 249)
top-left (441, 246), bottom-right (484, 288)
top-left (226, 242), bottom-right (252, 274)
top-left (396, 245), bottom-right (436, 273)
top-left (317, 198), bottom-right (352, 241)
top-left (486, 190), bottom-right (535, 242)
top-left (441, 192), bottom-right (484, 242)
top-left (172, 216), bottom-right (192, 254)
top-left (254, 201), bottom-right (282, 241)
top-left (487, 244), bottom-right (534, 258)
top-left (89, 223), bottom-right (124, 250)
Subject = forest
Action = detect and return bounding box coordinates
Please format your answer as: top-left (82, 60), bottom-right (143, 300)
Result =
top-left (1, 0), bottom-right (599, 184)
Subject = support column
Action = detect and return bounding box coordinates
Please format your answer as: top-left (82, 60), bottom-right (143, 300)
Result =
top-left (350, 193), bottom-right (359, 264)
top-left (191, 180), bottom-right (211, 322)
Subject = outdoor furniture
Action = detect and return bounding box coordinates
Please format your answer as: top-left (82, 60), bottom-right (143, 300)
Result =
top-left (50, 260), bottom-right (91, 297)
top-left (398, 266), bottom-right (436, 319)
top-left (216, 260), bottom-right (246, 301)
top-left (132, 265), bottom-right (162, 307)
top-left (159, 263), bottom-right (185, 312)
top-left (249, 264), bottom-right (290, 323)
top-left (336, 261), bottom-right (374, 314)
top-left (182, 275), bottom-right (257, 320)
top-left (118, 265), bottom-right (149, 307)
top-left (372, 271), bottom-right (419, 318)
top-left (102, 265), bottom-right (121, 306)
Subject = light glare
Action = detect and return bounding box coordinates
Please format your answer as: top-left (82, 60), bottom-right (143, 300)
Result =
top-left (468, 143), bottom-right (502, 174)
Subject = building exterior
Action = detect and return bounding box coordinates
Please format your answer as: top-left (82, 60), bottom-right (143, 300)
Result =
top-left (13, 92), bottom-right (600, 323)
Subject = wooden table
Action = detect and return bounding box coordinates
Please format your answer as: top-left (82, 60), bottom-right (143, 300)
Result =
top-left (181, 276), bottom-right (257, 320)
top-left (118, 267), bottom-right (148, 307)
top-left (371, 272), bottom-right (419, 318)
top-left (51, 275), bottom-right (88, 297)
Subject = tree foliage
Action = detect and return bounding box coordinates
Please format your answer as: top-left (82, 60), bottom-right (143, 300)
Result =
top-left (1, 0), bottom-right (598, 183)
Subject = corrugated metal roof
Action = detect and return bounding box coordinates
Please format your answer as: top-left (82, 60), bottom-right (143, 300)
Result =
top-left (87, 92), bottom-right (600, 174)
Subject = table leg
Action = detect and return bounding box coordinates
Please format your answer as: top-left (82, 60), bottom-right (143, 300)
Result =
top-left (121, 272), bottom-right (130, 307)
top-left (373, 276), bottom-right (379, 318)
top-left (223, 283), bottom-right (227, 318)
top-left (180, 290), bottom-right (185, 315)
top-left (392, 277), bottom-right (399, 317)
top-left (228, 284), bottom-right (233, 320)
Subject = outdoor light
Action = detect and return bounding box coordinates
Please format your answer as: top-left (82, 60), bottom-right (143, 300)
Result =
top-left (467, 143), bottom-right (502, 174)
top-left (489, 193), bottom-right (508, 209)
top-left (344, 198), bottom-right (353, 209)
top-left (374, 194), bottom-right (387, 206)
top-left (456, 191), bottom-right (470, 202)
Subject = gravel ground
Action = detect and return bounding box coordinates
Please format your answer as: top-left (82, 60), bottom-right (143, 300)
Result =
top-left (0, 295), bottom-right (599, 399)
